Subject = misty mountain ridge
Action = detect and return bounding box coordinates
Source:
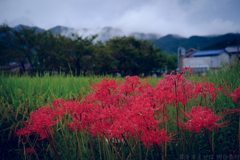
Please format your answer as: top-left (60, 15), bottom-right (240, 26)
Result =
top-left (49, 25), bottom-right (161, 42)
top-left (13, 24), bottom-right (160, 42)
top-left (12, 24), bottom-right (239, 54)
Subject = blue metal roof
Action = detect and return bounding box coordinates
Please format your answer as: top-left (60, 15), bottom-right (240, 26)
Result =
top-left (191, 49), bottom-right (226, 57)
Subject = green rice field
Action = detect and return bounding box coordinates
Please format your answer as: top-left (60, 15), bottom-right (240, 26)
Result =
top-left (0, 63), bottom-right (240, 160)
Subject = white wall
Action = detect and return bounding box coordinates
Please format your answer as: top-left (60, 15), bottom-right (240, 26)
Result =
top-left (183, 52), bottom-right (229, 69)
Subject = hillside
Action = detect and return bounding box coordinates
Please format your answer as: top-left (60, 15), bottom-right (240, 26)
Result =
top-left (154, 33), bottom-right (239, 54)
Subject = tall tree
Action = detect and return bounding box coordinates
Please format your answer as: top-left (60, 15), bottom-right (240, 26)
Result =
top-left (106, 36), bottom-right (138, 76)
top-left (13, 27), bottom-right (38, 69)
top-left (106, 36), bottom-right (165, 76)
top-left (92, 41), bottom-right (118, 75)
top-left (0, 25), bottom-right (28, 73)
top-left (163, 52), bottom-right (177, 71)
top-left (0, 24), bottom-right (14, 65)
top-left (34, 32), bottom-right (71, 73)
top-left (68, 34), bottom-right (98, 76)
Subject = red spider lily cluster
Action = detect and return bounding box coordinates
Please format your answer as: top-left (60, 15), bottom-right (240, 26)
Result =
top-left (177, 105), bottom-right (230, 133)
top-left (194, 81), bottom-right (220, 101)
top-left (16, 106), bottom-right (60, 140)
top-left (15, 70), bottom-right (240, 149)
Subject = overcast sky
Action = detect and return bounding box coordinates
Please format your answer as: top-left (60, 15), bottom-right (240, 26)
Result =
top-left (0, 0), bottom-right (240, 37)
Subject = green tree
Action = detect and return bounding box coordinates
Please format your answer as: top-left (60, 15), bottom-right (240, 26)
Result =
top-left (0, 24), bottom-right (14, 65)
top-left (106, 36), bottom-right (165, 76)
top-left (0, 25), bottom-right (29, 73)
top-left (68, 34), bottom-right (98, 76)
top-left (13, 27), bottom-right (38, 69)
top-left (92, 41), bottom-right (118, 75)
top-left (163, 52), bottom-right (177, 71)
top-left (34, 32), bottom-right (71, 73)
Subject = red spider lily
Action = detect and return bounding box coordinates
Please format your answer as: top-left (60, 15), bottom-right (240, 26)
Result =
top-left (220, 85), bottom-right (240, 115)
top-left (118, 76), bottom-right (143, 95)
top-left (234, 86), bottom-right (240, 103)
top-left (223, 108), bottom-right (240, 115)
top-left (222, 86), bottom-right (240, 104)
top-left (15, 127), bottom-right (31, 138)
top-left (140, 127), bottom-right (168, 148)
top-left (154, 72), bottom-right (195, 106)
top-left (51, 98), bottom-right (69, 117)
top-left (86, 78), bottom-right (118, 101)
top-left (16, 106), bottom-right (60, 140)
top-left (177, 105), bottom-right (231, 133)
top-left (182, 66), bottom-right (194, 74)
top-left (25, 148), bottom-right (35, 154)
top-left (194, 80), bottom-right (220, 102)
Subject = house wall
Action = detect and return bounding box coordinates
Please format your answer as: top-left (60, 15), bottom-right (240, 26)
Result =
top-left (183, 52), bottom-right (229, 70)
top-left (218, 52), bottom-right (229, 66)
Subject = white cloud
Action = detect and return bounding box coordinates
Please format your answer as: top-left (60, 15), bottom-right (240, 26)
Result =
top-left (0, 0), bottom-right (239, 37)
top-left (113, 0), bottom-right (240, 36)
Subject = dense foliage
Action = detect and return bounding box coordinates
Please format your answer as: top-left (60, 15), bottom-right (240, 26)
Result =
top-left (0, 25), bottom-right (177, 76)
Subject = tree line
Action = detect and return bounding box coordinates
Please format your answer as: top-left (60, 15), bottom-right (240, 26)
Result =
top-left (0, 24), bottom-right (177, 76)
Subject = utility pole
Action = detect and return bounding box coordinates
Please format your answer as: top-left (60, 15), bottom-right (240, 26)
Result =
top-left (177, 47), bottom-right (185, 73)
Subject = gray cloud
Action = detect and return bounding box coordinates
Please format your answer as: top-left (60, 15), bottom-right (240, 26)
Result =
top-left (0, 0), bottom-right (239, 37)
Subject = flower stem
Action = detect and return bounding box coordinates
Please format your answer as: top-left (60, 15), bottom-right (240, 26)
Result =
top-left (23, 143), bottom-right (26, 160)
top-left (154, 143), bottom-right (161, 160)
top-left (203, 127), bottom-right (215, 159)
top-left (144, 148), bottom-right (149, 160)
top-left (154, 143), bottom-right (168, 160)
top-left (126, 145), bottom-right (136, 160)
top-left (239, 114), bottom-right (240, 155)
top-left (59, 120), bottom-right (71, 158)
top-left (97, 135), bottom-right (102, 160)
top-left (107, 137), bottom-right (123, 160)
top-left (27, 136), bottom-right (40, 160)
top-left (122, 134), bottom-right (137, 160)
top-left (44, 128), bottom-right (60, 160)
top-left (75, 130), bottom-right (83, 160)
top-left (82, 130), bottom-right (91, 159)
top-left (175, 80), bottom-right (180, 154)
top-left (89, 133), bottom-right (96, 160)
top-left (183, 132), bottom-right (195, 154)
top-left (101, 137), bottom-right (107, 160)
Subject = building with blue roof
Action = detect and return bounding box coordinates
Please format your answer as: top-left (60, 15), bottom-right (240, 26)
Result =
top-left (179, 48), bottom-right (230, 73)
top-left (191, 49), bottom-right (226, 57)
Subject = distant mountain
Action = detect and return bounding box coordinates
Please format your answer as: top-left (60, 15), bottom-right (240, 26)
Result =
top-left (9, 25), bottom-right (240, 54)
top-left (154, 33), bottom-right (239, 54)
top-left (202, 34), bottom-right (239, 50)
top-left (96, 27), bottom-right (125, 41)
top-left (49, 25), bottom-right (79, 37)
top-left (130, 32), bottom-right (161, 40)
top-left (47, 25), bottom-right (159, 42)
top-left (13, 24), bottom-right (31, 31)
top-left (13, 24), bottom-right (45, 33)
